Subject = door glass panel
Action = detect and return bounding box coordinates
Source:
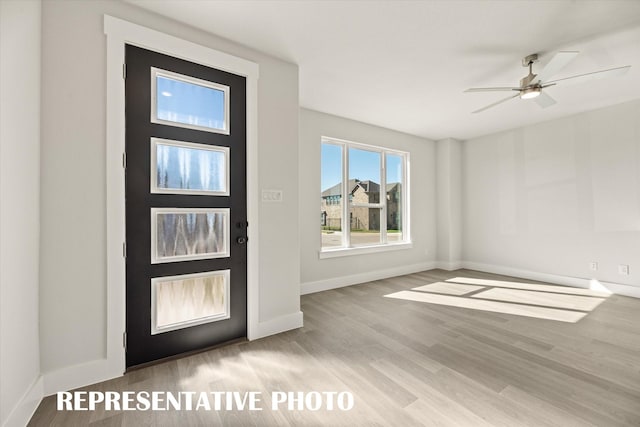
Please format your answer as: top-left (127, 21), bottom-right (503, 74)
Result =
top-left (151, 138), bottom-right (229, 195)
top-left (151, 67), bottom-right (229, 134)
top-left (151, 270), bottom-right (230, 335)
top-left (151, 208), bottom-right (229, 264)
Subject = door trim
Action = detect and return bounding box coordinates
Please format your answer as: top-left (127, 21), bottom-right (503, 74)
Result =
top-left (104, 15), bottom-right (259, 377)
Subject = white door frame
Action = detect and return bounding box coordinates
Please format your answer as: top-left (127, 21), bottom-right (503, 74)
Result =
top-left (104, 15), bottom-right (260, 376)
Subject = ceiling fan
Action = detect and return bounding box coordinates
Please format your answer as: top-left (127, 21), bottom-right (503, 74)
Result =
top-left (465, 52), bottom-right (631, 113)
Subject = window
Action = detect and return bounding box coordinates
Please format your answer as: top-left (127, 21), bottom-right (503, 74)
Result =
top-left (151, 270), bottom-right (230, 335)
top-left (150, 207), bottom-right (230, 264)
top-left (151, 138), bottom-right (229, 196)
top-left (151, 67), bottom-right (230, 134)
top-left (321, 137), bottom-right (409, 255)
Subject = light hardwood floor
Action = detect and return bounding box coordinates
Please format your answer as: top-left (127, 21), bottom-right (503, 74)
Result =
top-left (29, 269), bottom-right (640, 426)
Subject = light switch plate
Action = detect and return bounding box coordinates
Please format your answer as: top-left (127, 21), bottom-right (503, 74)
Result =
top-left (262, 189), bottom-right (283, 203)
top-left (618, 264), bottom-right (629, 275)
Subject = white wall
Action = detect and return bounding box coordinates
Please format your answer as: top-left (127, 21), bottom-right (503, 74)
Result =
top-left (40, 0), bottom-right (299, 375)
top-left (436, 139), bottom-right (462, 269)
top-left (0, 1), bottom-right (42, 425)
top-left (299, 109), bottom-right (436, 292)
top-left (463, 100), bottom-right (640, 289)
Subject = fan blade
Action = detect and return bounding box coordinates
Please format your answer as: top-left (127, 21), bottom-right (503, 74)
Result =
top-left (546, 65), bottom-right (631, 86)
top-left (472, 93), bottom-right (519, 114)
top-left (535, 51), bottom-right (579, 84)
top-left (534, 91), bottom-right (556, 108)
top-left (465, 87), bottom-right (520, 92)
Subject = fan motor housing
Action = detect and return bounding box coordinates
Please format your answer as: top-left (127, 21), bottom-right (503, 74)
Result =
top-left (520, 73), bottom-right (538, 88)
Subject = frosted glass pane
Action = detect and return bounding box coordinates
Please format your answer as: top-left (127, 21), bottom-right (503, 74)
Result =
top-left (152, 271), bottom-right (229, 334)
top-left (156, 75), bottom-right (226, 131)
top-left (152, 208), bottom-right (229, 263)
top-left (152, 139), bottom-right (228, 195)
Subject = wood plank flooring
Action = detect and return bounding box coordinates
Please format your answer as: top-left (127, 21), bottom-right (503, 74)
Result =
top-left (28, 269), bottom-right (640, 426)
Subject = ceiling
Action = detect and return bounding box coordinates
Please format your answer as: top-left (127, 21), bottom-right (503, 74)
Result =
top-left (126, 0), bottom-right (640, 140)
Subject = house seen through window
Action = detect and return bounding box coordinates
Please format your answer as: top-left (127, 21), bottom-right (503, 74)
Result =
top-left (321, 137), bottom-right (408, 251)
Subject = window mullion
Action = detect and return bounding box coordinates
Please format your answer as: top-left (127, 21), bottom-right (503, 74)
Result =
top-left (403, 152), bottom-right (409, 243)
top-left (342, 144), bottom-right (350, 248)
top-left (380, 151), bottom-right (387, 245)
top-left (351, 203), bottom-right (383, 208)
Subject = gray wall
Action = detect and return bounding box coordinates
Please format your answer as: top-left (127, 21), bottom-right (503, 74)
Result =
top-left (40, 0), bottom-right (300, 373)
top-left (0, 0), bottom-right (41, 424)
top-left (299, 108), bottom-right (436, 288)
top-left (463, 99), bottom-right (640, 287)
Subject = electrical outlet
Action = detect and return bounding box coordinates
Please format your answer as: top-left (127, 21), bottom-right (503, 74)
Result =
top-left (618, 264), bottom-right (629, 275)
top-left (589, 262), bottom-right (598, 271)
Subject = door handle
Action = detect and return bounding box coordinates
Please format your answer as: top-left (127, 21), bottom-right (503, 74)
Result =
top-left (236, 236), bottom-right (248, 244)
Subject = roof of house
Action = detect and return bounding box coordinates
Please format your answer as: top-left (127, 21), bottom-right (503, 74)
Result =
top-left (386, 182), bottom-right (401, 192)
top-left (322, 180), bottom-right (401, 197)
top-left (356, 180), bottom-right (379, 194)
top-left (321, 179), bottom-right (359, 197)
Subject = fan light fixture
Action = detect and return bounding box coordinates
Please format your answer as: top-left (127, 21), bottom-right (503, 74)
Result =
top-left (520, 87), bottom-right (541, 99)
top-left (465, 51), bottom-right (631, 114)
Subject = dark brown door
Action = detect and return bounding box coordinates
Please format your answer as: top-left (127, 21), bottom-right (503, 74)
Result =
top-left (125, 45), bottom-right (247, 368)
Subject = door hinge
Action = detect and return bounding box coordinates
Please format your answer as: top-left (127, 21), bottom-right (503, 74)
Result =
top-left (123, 331), bottom-right (127, 351)
top-left (122, 152), bottom-right (126, 169)
top-left (122, 241), bottom-right (126, 258)
top-left (122, 63), bottom-right (126, 80)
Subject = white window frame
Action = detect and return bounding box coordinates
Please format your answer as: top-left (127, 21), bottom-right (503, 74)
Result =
top-left (320, 136), bottom-right (411, 258)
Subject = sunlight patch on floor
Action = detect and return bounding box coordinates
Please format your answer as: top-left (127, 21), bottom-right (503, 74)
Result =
top-left (412, 282), bottom-right (484, 295)
top-left (384, 290), bottom-right (587, 322)
top-left (589, 279), bottom-right (611, 293)
top-left (384, 276), bottom-right (611, 323)
top-left (471, 287), bottom-right (605, 311)
top-left (446, 277), bottom-right (611, 297)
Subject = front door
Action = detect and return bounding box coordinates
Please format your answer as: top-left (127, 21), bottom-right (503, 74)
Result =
top-left (125, 45), bottom-right (247, 368)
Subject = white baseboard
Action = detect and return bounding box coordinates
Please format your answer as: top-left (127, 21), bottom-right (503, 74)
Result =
top-left (301, 261), bottom-right (436, 295)
top-left (599, 282), bottom-right (640, 298)
top-left (42, 358), bottom-right (120, 397)
top-left (255, 311), bottom-right (304, 338)
top-left (461, 261), bottom-right (640, 299)
top-left (37, 310), bottom-right (305, 400)
top-left (2, 375), bottom-right (43, 427)
top-left (36, 310), bottom-right (304, 399)
top-left (300, 259), bottom-right (639, 299)
top-left (434, 261), bottom-right (462, 271)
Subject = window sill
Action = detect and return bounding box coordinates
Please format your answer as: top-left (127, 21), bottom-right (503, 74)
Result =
top-left (319, 241), bottom-right (413, 259)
